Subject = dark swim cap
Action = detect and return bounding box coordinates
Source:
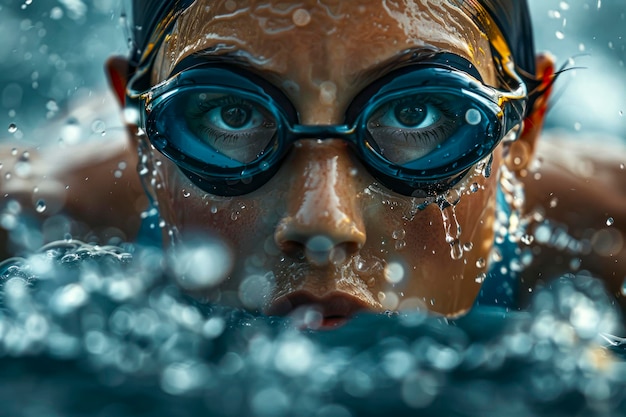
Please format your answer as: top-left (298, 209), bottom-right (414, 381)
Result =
top-left (456, 0), bottom-right (537, 78)
top-left (127, 0), bottom-right (194, 66)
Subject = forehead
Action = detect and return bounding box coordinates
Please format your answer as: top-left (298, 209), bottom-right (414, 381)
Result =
top-left (153, 0), bottom-right (496, 87)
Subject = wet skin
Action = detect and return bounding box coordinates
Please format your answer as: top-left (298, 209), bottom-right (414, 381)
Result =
top-left (121, 0), bottom-right (549, 324)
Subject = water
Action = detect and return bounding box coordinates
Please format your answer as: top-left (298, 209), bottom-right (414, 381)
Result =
top-left (0, 0), bottom-right (625, 415)
top-left (0, 240), bottom-right (625, 417)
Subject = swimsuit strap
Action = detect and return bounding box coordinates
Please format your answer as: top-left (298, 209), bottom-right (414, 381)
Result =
top-left (474, 183), bottom-right (521, 309)
top-left (136, 205), bottom-right (163, 248)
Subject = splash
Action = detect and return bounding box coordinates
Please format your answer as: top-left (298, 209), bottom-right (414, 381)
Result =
top-left (438, 188), bottom-right (463, 260)
top-left (0, 241), bottom-right (624, 417)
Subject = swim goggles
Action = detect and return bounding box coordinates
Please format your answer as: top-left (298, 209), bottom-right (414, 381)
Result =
top-left (129, 53), bottom-right (528, 197)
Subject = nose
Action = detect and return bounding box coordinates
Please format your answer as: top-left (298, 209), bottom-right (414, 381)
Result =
top-left (274, 141), bottom-right (366, 265)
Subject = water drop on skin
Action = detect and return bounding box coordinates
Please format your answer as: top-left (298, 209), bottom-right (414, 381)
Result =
top-left (606, 217), bottom-right (614, 226)
top-left (439, 203), bottom-right (463, 260)
top-left (475, 272), bottom-right (486, 284)
top-left (292, 8), bottom-right (311, 27)
top-left (8, 123), bottom-right (17, 133)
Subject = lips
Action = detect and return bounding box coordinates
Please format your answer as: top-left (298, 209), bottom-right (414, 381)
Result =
top-left (266, 291), bottom-right (371, 329)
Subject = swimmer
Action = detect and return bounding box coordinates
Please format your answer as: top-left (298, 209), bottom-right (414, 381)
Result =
top-left (1, 0), bottom-right (624, 327)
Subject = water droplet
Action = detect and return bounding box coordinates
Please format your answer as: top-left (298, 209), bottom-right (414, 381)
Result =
top-left (8, 123), bottom-right (17, 133)
top-left (475, 272), bottom-right (486, 284)
top-left (521, 234), bottom-right (535, 245)
top-left (10, 148), bottom-right (18, 156)
top-left (394, 240), bottom-right (406, 251)
top-left (384, 262), bottom-right (405, 284)
top-left (449, 241), bottom-right (464, 260)
top-left (392, 229), bottom-right (406, 240)
top-left (50, 6), bottom-right (63, 19)
top-left (606, 217), bottom-right (614, 226)
top-left (440, 203), bottom-right (461, 244)
top-left (620, 163), bottom-right (625, 170)
top-left (549, 197), bottom-right (558, 208)
top-left (464, 108), bottom-right (482, 125)
top-left (569, 258), bottom-right (581, 271)
top-left (182, 189), bottom-right (191, 198)
top-left (491, 247), bottom-right (503, 262)
top-left (292, 8), bottom-right (311, 26)
top-left (470, 183), bottom-right (480, 193)
top-left (463, 242), bottom-right (474, 251)
top-left (555, 31), bottom-right (565, 40)
top-left (35, 199), bottom-right (46, 213)
top-left (476, 258), bottom-right (486, 268)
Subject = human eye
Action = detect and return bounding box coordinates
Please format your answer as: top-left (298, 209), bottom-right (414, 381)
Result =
top-left (184, 92), bottom-right (278, 163)
top-left (366, 93), bottom-right (464, 165)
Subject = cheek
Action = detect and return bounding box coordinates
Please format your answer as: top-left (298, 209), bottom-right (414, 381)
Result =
top-left (362, 166), bottom-right (498, 314)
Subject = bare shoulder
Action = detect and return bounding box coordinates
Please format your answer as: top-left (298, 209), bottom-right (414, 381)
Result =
top-left (520, 131), bottom-right (626, 308)
top-left (0, 92), bottom-right (146, 257)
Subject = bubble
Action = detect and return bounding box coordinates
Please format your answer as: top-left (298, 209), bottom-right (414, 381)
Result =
top-left (274, 337), bottom-right (315, 376)
top-left (606, 217), bottom-right (614, 226)
top-left (35, 199), bottom-right (46, 213)
top-left (161, 362), bottom-right (210, 396)
top-left (464, 108), bottom-right (482, 125)
top-left (8, 123), bottom-right (17, 133)
top-left (392, 229), bottom-right (406, 240)
top-left (384, 262), bottom-right (405, 284)
top-left (475, 272), bottom-right (486, 284)
top-left (251, 387), bottom-right (290, 417)
top-left (224, 0), bottom-right (237, 12)
top-left (549, 197), bottom-right (558, 208)
top-left (292, 8), bottom-right (311, 27)
top-left (305, 235), bottom-right (334, 265)
top-left (521, 234), bottom-right (535, 245)
top-left (239, 273), bottom-right (274, 310)
top-left (51, 283), bottom-right (88, 315)
top-left (168, 241), bottom-right (233, 290)
top-left (50, 6), bottom-right (64, 19)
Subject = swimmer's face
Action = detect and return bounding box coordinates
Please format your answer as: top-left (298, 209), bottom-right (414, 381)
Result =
top-left (145, 0), bottom-right (511, 321)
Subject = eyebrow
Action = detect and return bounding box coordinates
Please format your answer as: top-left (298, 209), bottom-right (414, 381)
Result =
top-left (170, 46), bottom-right (482, 89)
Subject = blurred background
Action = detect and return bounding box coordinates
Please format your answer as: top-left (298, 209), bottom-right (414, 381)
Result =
top-left (0, 0), bottom-right (624, 145)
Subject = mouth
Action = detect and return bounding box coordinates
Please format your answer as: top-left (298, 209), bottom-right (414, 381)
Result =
top-left (266, 291), bottom-right (371, 330)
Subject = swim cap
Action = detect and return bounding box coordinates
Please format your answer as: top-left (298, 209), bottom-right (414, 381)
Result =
top-left (127, 0), bottom-right (194, 66)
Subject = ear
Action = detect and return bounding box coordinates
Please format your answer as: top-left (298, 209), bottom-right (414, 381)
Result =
top-left (105, 56), bottom-right (131, 108)
top-left (505, 52), bottom-right (556, 173)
